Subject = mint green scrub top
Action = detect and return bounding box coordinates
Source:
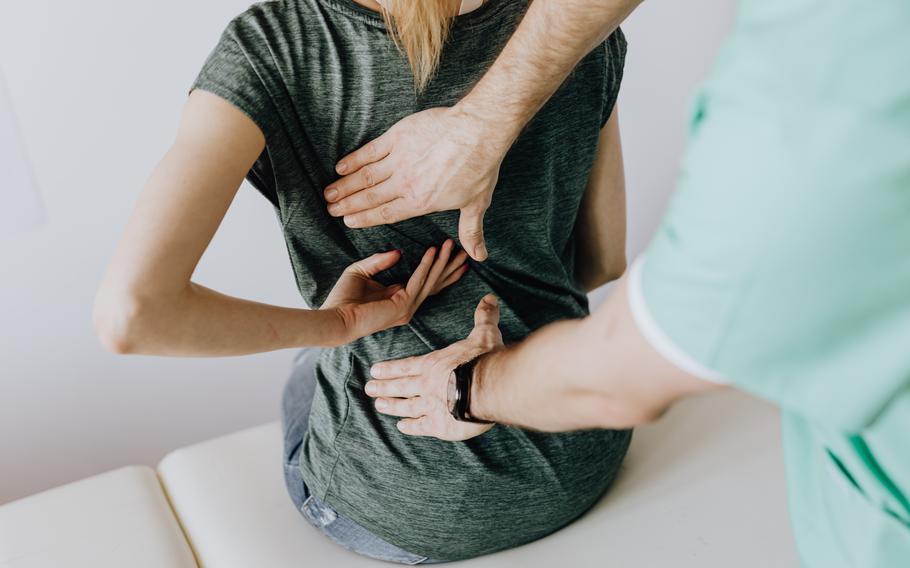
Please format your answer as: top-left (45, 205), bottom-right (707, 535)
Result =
top-left (629, 1), bottom-right (910, 566)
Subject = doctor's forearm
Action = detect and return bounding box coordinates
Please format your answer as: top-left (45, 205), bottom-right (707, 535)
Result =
top-left (470, 319), bottom-right (631, 430)
top-left (457, 0), bottom-right (642, 147)
top-left (472, 321), bottom-right (654, 431)
top-left (470, 277), bottom-right (713, 430)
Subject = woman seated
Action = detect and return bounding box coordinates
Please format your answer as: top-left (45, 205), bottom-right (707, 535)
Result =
top-left (94, 0), bottom-right (630, 563)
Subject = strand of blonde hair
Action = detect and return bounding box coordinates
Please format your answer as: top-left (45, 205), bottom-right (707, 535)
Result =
top-left (380, 1), bottom-right (459, 90)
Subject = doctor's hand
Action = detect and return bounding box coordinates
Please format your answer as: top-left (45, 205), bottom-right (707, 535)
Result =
top-left (323, 107), bottom-right (513, 262)
top-left (365, 294), bottom-right (504, 441)
top-left (322, 239), bottom-right (467, 344)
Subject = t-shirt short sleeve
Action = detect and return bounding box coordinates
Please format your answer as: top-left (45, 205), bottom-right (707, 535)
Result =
top-left (629, 65), bottom-right (910, 434)
top-left (189, 16), bottom-right (282, 147)
top-left (600, 27), bottom-right (627, 128)
top-left (189, 12), bottom-right (285, 207)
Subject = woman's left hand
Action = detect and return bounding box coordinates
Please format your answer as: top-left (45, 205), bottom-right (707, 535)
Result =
top-left (322, 239), bottom-right (467, 344)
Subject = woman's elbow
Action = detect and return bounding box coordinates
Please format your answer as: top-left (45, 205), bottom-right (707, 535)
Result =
top-left (581, 256), bottom-right (628, 292)
top-left (602, 255), bottom-right (628, 284)
top-left (92, 286), bottom-right (149, 354)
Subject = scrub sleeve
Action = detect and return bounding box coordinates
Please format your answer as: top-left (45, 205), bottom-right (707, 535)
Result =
top-left (629, 1), bottom-right (910, 566)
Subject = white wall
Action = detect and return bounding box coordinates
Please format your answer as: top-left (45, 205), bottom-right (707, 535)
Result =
top-left (0, 0), bottom-right (735, 504)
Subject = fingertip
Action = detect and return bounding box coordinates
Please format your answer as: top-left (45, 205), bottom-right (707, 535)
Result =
top-left (370, 365), bottom-right (382, 378)
top-left (474, 242), bottom-right (488, 261)
top-left (344, 215), bottom-right (372, 229)
top-left (369, 251), bottom-right (401, 272)
top-left (336, 161), bottom-right (349, 175)
top-left (484, 294), bottom-right (498, 307)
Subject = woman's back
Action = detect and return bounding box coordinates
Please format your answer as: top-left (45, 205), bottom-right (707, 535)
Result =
top-left (191, 0), bottom-right (629, 560)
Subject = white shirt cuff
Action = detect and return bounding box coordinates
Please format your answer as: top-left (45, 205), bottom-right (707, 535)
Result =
top-left (627, 255), bottom-right (730, 385)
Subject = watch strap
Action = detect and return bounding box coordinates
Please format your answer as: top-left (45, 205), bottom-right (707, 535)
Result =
top-left (451, 358), bottom-right (493, 424)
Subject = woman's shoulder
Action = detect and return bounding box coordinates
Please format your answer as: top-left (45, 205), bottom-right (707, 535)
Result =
top-left (222, 0), bottom-right (301, 43)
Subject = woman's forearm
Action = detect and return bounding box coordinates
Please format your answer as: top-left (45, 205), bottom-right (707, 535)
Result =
top-left (93, 281), bottom-right (346, 357)
top-left (457, 0), bottom-right (642, 147)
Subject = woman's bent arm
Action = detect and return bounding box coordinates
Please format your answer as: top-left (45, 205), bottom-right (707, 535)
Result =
top-left (93, 91), bottom-right (464, 356)
top-left (575, 106), bottom-right (627, 291)
top-left (93, 90), bottom-right (346, 356)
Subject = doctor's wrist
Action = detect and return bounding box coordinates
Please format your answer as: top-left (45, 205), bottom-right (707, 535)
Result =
top-left (468, 352), bottom-right (500, 424)
top-left (451, 100), bottom-right (519, 157)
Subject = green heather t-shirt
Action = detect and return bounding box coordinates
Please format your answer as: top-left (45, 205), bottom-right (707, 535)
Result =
top-left (190, 0), bottom-right (629, 560)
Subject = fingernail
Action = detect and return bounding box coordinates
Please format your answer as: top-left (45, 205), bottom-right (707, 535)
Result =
top-left (325, 188), bottom-right (338, 201)
top-left (337, 162), bottom-right (348, 174)
top-left (370, 365), bottom-right (381, 378)
top-left (365, 381), bottom-right (376, 394)
top-left (488, 296), bottom-right (498, 306)
top-left (328, 204), bottom-right (339, 216)
top-left (476, 243), bottom-right (487, 259)
top-left (375, 399), bottom-right (387, 410)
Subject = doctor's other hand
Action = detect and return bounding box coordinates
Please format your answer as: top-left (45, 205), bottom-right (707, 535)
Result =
top-left (321, 239), bottom-right (467, 344)
top-left (366, 294), bottom-right (504, 441)
top-left (324, 106), bottom-right (511, 262)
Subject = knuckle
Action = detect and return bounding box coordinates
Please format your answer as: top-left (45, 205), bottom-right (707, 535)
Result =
top-left (480, 332), bottom-right (497, 349)
top-left (366, 189), bottom-right (383, 207)
top-left (362, 165), bottom-right (374, 187)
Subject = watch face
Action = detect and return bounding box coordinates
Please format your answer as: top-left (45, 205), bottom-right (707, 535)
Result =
top-left (446, 370), bottom-right (458, 414)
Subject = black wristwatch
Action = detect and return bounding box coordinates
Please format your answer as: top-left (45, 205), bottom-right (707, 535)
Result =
top-left (448, 357), bottom-right (493, 424)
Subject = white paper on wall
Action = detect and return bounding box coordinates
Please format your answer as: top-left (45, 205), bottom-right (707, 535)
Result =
top-left (0, 71), bottom-right (44, 238)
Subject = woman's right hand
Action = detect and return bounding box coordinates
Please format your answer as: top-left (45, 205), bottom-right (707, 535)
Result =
top-left (321, 239), bottom-right (468, 345)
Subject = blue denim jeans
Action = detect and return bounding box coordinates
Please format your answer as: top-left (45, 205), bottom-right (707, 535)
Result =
top-left (281, 348), bottom-right (443, 565)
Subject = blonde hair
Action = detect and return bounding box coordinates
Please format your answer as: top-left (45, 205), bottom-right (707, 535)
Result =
top-left (380, 1), bottom-right (458, 91)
